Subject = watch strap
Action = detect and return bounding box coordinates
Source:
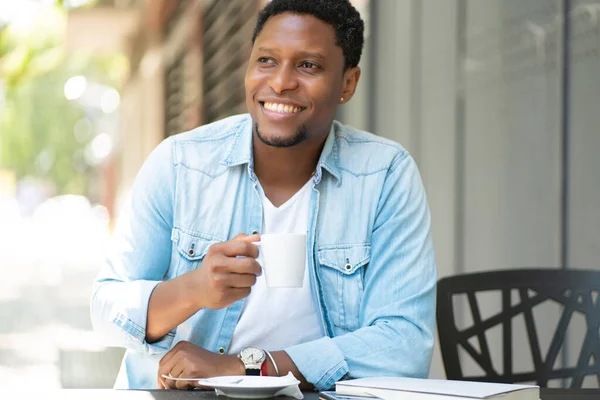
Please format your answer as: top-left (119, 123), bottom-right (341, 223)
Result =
top-left (260, 360), bottom-right (268, 376)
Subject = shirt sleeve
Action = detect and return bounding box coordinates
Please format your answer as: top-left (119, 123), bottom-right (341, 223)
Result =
top-left (285, 152), bottom-right (437, 390)
top-left (90, 138), bottom-right (177, 355)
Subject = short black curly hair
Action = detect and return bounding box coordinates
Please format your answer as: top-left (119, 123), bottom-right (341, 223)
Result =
top-left (251, 0), bottom-right (365, 71)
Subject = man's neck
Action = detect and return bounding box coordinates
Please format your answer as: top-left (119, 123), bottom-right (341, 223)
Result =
top-left (252, 134), bottom-right (326, 207)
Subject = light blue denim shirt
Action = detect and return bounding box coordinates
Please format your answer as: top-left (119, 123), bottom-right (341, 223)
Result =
top-left (91, 113), bottom-right (437, 390)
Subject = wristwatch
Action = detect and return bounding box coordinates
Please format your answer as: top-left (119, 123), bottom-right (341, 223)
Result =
top-left (238, 346), bottom-right (266, 376)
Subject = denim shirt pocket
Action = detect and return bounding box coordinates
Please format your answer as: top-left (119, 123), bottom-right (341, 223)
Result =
top-left (317, 243), bottom-right (371, 331)
top-left (170, 228), bottom-right (224, 277)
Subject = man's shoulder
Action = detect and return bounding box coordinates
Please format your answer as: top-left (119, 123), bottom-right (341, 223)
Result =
top-left (332, 121), bottom-right (410, 173)
top-left (164, 114), bottom-right (251, 167)
top-left (170, 114), bottom-right (251, 145)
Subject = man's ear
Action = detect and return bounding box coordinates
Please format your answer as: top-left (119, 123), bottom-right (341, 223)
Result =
top-left (340, 67), bottom-right (361, 103)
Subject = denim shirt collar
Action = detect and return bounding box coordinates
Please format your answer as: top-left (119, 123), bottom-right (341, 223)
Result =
top-left (222, 115), bottom-right (341, 184)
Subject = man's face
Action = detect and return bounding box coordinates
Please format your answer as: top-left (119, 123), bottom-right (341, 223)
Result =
top-left (245, 12), bottom-right (350, 148)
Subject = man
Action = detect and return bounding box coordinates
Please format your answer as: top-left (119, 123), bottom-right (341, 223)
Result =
top-left (91, 0), bottom-right (436, 391)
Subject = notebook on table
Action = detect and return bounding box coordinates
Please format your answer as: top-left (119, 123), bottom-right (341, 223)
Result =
top-left (331, 377), bottom-right (539, 400)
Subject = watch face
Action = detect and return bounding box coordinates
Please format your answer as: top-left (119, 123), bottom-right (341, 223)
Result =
top-left (240, 347), bottom-right (265, 363)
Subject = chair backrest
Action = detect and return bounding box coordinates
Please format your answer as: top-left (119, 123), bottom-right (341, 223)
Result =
top-left (437, 269), bottom-right (600, 388)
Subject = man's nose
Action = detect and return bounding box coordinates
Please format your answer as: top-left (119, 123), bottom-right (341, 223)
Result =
top-left (268, 65), bottom-right (299, 93)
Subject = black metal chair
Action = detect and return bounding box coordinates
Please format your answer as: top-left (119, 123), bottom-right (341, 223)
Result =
top-left (437, 269), bottom-right (600, 388)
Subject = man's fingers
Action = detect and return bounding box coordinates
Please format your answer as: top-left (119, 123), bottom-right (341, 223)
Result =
top-left (175, 379), bottom-right (192, 390)
top-left (175, 371), bottom-right (198, 390)
top-left (158, 349), bottom-right (177, 374)
top-left (232, 233), bottom-right (261, 243)
top-left (220, 273), bottom-right (258, 288)
top-left (170, 363), bottom-right (185, 380)
top-left (158, 345), bottom-right (184, 388)
top-left (225, 256), bottom-right (262, 275)
top-left (207, 255), bottom-right (261, 277)
top-left (159, 361), bottom-right (185, 390)
top-left (158, 369), bottom-right (176, 389)
top-left (212, 234), bottom-right (260, 258)
top-left (157, 376), bottom-right (166, 390)
top-left (162, 377), bottom-right (177, 390)
top-left (218, 240), bottom-right (259, 258)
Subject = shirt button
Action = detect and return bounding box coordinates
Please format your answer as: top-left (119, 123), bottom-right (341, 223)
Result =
top-left (345, 263), bottom-right (352, 271)
top-left (188, 249), bottom-right (195, 256)
top-left (251, 230), bottom-right (259, 235)
top-left (218, 347), bottom-right (226, 354)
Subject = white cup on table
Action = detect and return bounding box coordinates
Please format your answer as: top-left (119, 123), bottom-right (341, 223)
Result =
top-left (252, 233), bottom-right (306, 288)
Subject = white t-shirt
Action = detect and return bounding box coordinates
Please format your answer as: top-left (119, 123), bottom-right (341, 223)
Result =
top-left (228, 179), bottom-right (324, 355)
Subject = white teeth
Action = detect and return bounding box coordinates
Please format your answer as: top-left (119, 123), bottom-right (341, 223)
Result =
top-left (263, 102), bottom-right (303, 114)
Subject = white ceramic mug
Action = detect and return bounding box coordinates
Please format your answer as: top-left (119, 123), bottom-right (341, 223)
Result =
top-left (252, 233), bottom-right (306, 288)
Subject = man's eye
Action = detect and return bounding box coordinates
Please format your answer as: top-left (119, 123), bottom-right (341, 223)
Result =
top-left (300, 62), bottom-right (317, 69)
top-left (258, 57), bottom-right (273, 64)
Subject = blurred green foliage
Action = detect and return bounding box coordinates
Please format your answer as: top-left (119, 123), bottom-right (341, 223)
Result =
top-left (0, 2), bottom-right (126, 195)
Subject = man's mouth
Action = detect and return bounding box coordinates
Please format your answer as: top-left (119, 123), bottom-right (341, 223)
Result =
top-left (259, 101), bottom-right (306, 114)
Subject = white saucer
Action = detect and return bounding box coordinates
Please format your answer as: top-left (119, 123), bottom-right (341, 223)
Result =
top-left (163, 374), bottom-right (302, 398)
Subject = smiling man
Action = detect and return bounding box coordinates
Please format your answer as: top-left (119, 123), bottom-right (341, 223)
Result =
top-left (91, 0), bottom-right (437, 391)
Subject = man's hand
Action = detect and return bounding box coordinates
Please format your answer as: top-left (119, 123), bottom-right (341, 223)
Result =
top-left (146, 233), bottom-right (260, 344)
top-left (158, 341), bottom-right (244, 390)
top-left (190, 233), bottom-right (261, 310)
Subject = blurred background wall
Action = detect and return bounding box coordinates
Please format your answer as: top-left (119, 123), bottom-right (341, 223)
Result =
top-left (0, 0), bottom-right (598, 389)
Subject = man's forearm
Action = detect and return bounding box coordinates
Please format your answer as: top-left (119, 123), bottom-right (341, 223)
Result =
top-left (146, 275), bottom-right (200, 343)
top-left (267, 351), bottom-right (313, 390)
